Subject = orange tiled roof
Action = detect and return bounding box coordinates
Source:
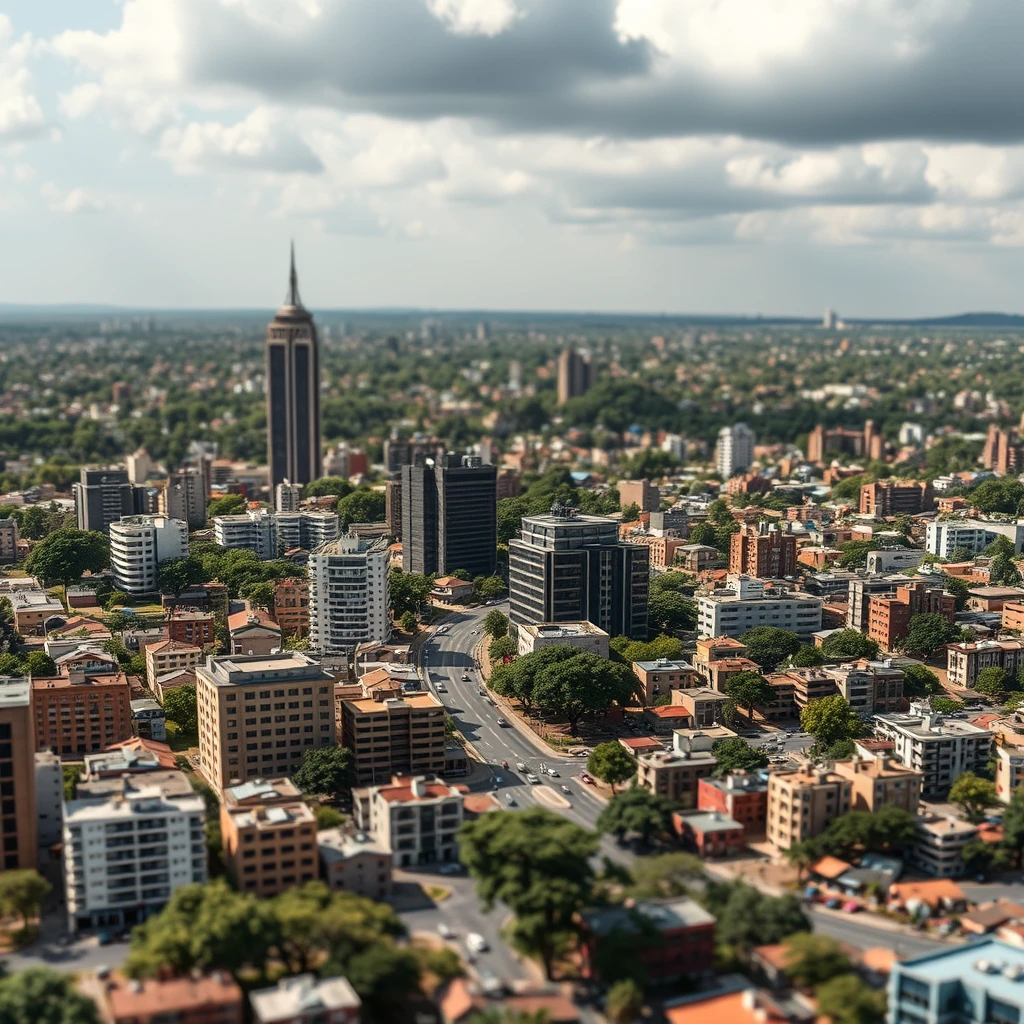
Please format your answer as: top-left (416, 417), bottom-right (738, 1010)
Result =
top-left (666, 991), bottom-right (786, 1024)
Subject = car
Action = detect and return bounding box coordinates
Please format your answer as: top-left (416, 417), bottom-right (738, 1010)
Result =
top-left (478, 688), bottom-right (487, 697)
top-left (505, 793), bottom-right (516, 806)
top-left (438, 862), bottom-right (462, 875)
top-left (575, 749), bottom-right (590, 758)
top-left (436, 625), bottom-right (449, 635)
top-left (561, 785), bottom-right (571, 795)
top-left (461, 674), bottom-right (470, 681)
top-left (436, 684), bottom-right (447, 692)
top-left (494, 776), bottom-right (503, 784)
top-left (97, 931), bottom-right (114, 946)
top-left (516, 761), bottom-right (527, 771)
top-left (526, 773), bottom-right (540, 784)
top-left (546, 768), bottom-right (559, 777)
top-left (496, 718), bottom-right (509, 727)
top-left (579, 773), bottom-right (594, 784)
top-left (471, 630), bottom-right (479, 635)
top-left (438, 923), bottom-right (455, 939)
top-left (466, 932), bottom-right (489, 953)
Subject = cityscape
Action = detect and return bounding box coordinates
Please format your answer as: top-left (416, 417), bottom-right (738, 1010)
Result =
top-left (6, 3), bottom-right (1024, 1024)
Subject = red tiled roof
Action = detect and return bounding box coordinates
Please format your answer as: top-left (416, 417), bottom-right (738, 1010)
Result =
top-left (227, 609), bottom-right (279, 632)
top-left (619, 736), bottom-right (664, 751)
top-left (377, 783), bottom-right (453, 803)
top-left (103, 972), bottom-right (242, 1018)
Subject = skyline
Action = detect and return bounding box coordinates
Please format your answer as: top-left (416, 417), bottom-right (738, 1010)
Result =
top-left (6, 1), bottom-right (1024, 314)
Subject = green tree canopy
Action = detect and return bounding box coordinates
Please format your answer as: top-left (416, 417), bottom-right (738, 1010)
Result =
top-left (484, 609), bottom-right (509, 638)
top-left (0, 870), bottom-right (51, 929)
top-left (610, 633), bottom-right (683, 664)
top-left (304, 477), bottom-right (355, 500)
top-left (711, 736), bottom-right (769, 776)
top-left (0, 968), bottom-right (99, 1024)
top-left (902, 662), bottom-right (941, 698)
top-left (398, 610), bottom-right (417, 634)
top-left (586, 742), bottom-right (638, 793)
top-left (724, 671), bottom-right (776, 721)
top-left (975, 666), bottom-right (1014, 695)
top-left (646, 590), bottom-right (696, 635)
top-left (819, 629), bottom-right (880, 662)
top-left (701, 880), bottom-right (808, 951)
top-left (739, 627), bottom-right (802, 671)
top-left (597, 786), bottom-right (676, 845)
top-left (814, 973), bottom-right (887, 1024)
top-left (949, 771), bottom-right (997, 822)
top-left (163, 684), bottom-right (198, 734)
top-left (898, 612), bottom-right (960, 655)
top-left (26, 528), bottom-right (109, 589)
top-left (790, 644), bottom-right (826, 667)
top-left (207, 494), bottom-right (247, 519)
top-left (337, 488), bottom-right (386, 530)
top-left (291, 747), bottom-right (356, 804)
top-left (782, 933), bottom-right (853, 990)
top-left (800, 694), bottom-right (861, 747)
top-left (157, 555), bottom-right (209, 596)
top-left (606, 978), bottom-right (644, 1024)
top-left (972, 478), bottom-right (1024, 514)
top-left (627, 852), bottom-right (705, 900)
top-left (389, 570), bottom-right (434, 616)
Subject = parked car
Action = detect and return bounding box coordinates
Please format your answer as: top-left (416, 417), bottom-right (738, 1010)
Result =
top-left (561, 785), bottom-right (571, 794)
top-left (436, 684), bottom-right (447, 692)
top-left (579, 773), bottom-right (594, 784)
top-left (467, 932), bottom-right (489, 953)
top-left (438, 863), bottom-right (462, 875)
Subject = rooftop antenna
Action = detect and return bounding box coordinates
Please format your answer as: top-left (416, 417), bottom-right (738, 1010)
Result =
top-left (285, 241), bottom-right (302, 307)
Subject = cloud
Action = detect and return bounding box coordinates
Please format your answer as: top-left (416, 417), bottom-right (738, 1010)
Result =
top-left (0, 15), bottom-right (46, 142)
top-left (40, 182), bottom-right (108, 214)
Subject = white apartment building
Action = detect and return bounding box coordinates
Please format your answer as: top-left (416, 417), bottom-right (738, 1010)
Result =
top-left (353, 774), bottom-right (464, 868)
top-left (308, 535), bottom-right (390, 654)
top-left (63, 776), bottom-right (206, 932)
top-left (715, 423), bottom-right (755, 479)
top-left (274, 511), bottom-right (339, 553)
top-left (274, 482), bottom-right (303, 513)
top-left (874, 710), bottom-right (992, 797)
top-left (109, 516), bottom-right (189, 596)
top-left (214, 508), bottom-right (277, 559)
top-left (910, 813), bottom-right (978, 878)
top-left (696, 574), bottom-right (822, 639)
top-left (926, 518), bottom-right (1024, 557)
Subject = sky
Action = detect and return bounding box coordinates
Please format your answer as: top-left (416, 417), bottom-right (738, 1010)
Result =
top-left (4, 0), bottom-right (1024, 316)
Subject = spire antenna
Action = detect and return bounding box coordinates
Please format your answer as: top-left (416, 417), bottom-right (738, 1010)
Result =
top-left (286, 241), bottom-right (303, 307)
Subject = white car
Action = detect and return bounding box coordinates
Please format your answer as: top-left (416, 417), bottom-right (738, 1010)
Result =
top-left (436, 625), bottom-right (449, 635)
top-left (546, 768), bottom-right (559, 778)
top-left (526, 773), bottom-right (540, 784)
top-left (467, 932), bottom-right (489, 953)
top-left (438, 923), bottom-right (454, 939)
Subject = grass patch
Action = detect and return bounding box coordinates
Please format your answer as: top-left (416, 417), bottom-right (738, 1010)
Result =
top-left (425, 885), bottom-right (451, 903)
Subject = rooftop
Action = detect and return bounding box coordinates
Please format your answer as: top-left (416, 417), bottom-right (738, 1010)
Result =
top-left (198, 652), bottom-right (332, 686)
top-left (675, 810), bottom-right (743, 833)
top-left (66, 780), bottom-right (203, 822)
top-left (876, 711), bottom-right (992, 739)
top-left (895, 938), bottom-right (1024, 1003)
top-left (317, 828), bottom-right (391, 863)
top-left (100, 972), bottom-right (242, 1018)
top-left (0, 676), bottom-right (30, 707)
top-left (634, 658), bottom-right (696, 672)
top-left (522, 621), bottom-right (609, 638)
top-left (250, 974), bottom-right (360, 1024)
top-left (582, 896), bottom-right (715, 937)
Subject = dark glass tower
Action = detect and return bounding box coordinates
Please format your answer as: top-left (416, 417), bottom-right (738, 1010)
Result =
top-left (266, 246), bottom-right (321, 489)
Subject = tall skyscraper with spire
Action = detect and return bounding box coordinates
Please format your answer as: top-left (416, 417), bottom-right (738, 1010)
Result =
top-left (266, 245), bottom-right (321, 489)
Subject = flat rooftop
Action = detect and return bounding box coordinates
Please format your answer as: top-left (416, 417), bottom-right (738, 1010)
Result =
top-left (198, 652), bottom-right (332, 685)
top-left (0, 676), bottom-right (30, 707)
top-left (524, 622), bottom-right (609, 638)
top-left (635, 659), bottom-right (696, 672)
top-left (583, 896), bottom-right (715, 936)
top-left (897, 938), bottom-right (1024, 1006)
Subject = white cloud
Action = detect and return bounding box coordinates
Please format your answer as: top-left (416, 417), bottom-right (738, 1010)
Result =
top-left (0, 15), bottom-right (46, 142)
top-left (40, 182), bottom-right (108, 214)
top-left (427, 0), bottom-right (520, 36)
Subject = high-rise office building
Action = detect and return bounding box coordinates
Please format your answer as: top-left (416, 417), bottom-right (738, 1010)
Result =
top-left (0, 677), bottom-right (37, 870)
top-left (308, 535), bottom-right (391, 654)
top-left (508, 506), bottom-right (649, 639)
top-left (266, 246), bottom-right (321, 489)
top-left (557, 347), bottom-right (594, 405)
top-left (160, 467), bottom-right (207, 530)
top-left (715, 424), bottom-right (756, 479)
top-left (74, 467), bottom-right (137, 533)
top-left (401, 455), bottom-right (497, 578)
top-left (385, 480), bottom-right (402, 539)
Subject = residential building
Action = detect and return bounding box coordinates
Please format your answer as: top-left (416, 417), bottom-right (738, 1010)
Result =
top-left (160, 468), bottom-right (207, 529)
top-left (696, 575), bottom-right (822, 639)
top-left (729, 522), bottom-right (798, 579)
top-left (632, 533), bottom-right (686, 570)
top-left (807, 422), bottom-right (883, 463)
top-left (715, 423), bottom-right (756, 479)
top-left (84, 972), bottom-right (244, 1024)
top-left (847, 573), bottom-right (915, 631)
top-left (110, 515), bottom-right (189, 596)
top-left (145, 639), bottom-right (202, 689)
top-left (997, 746), bottom-right (1024, 805)
top-left (250, 975), bottom-right (360, 1024)
top-left (772, 667), bottom-right (838, 711)
top-left (823, 659), bottom-right (906, 715)
top-left (273, 510), bottom-right (339, 553)
top-left (556, 346), bottom-right (594, 405)
top-left (632, 658), bottom-right (700, 706)
top-left (495, 468), bottom-right (521, 500)
top-left (947, 639), bottom-right (1024, 689)
top-left (517, 621), bottom-right (610, 658)
top-left (693, 636), bottom-right (749, 680)
top-left (82, 737), bottom-right (177, 779)
top-left (0, 517), bottom-right (18, 564)
top-left (430, 575), bottom-right (476, 603)
top-left (273, 577), bottom-right (309, 638)
top-left (401, 454), bottom-right (497, 578)
top-left (323, 442), bottom-right (368, 480)
top-left (636, 736), bottom-right (717, 809)
top-left (214, 508), bottom-right (277, 560)
top-left (649, 508), bottom-right (690, 537)
top-left (983, 422), bottom-right (1024, 475)
top-left (887, 938), bottom-right (1024, 1024)
top-left (340, 691), bottom-right (446, 785)
top-left (579, 897), bottom-right (715, 984)
top-left (926, 518), bottom-right (1024, 557)
top-left (509, 508), bottom-right (649, 640)
top-left (308, 535), bottom-right (390, 655)
top-left (131, 698), bottom-right (166, 742)
top-left (910, 813), bottom-right (978, 878)
top-left (274, 481), bottom-right (303, 513)
top-left (859, 479), bottom-right (934, 516)
top-left (227, 610), bottom-right (282, 657)
top-left (266, 248), bottom-right (321, 489)
top-left (384, 479), bottom-right (402, 539)
top-left (0, 677), bottom-right (37, 869)
top-left (64, 775), bottom-right (206, 932)
top-left (74, 466), bottom-right (136, 533)
top-left (832, 756), bottom-right (923, 814)
top-left (11, 588), bottom-right (66, 635)
top-left (318, 828), bottom-right (392, 899)
top-left (867, 580), bottom-right (955, 650)
top-left (698, 772), bottom-right (769, 836)
top-left (766, 767), bottom-right (853, 850)
top-left (33, 670), bottom-right (133, 756)
top-left (966, 586), bottom-right (1024, 611)
top-left (874, 710), bottom-right (993, 797)
top-left (619, 479), bottom-right (661, 513)
top-left (865, 549), bottom-right (926, 573)
top-left (673, 810), bottom-right (745, 857)
top-left (166, 609), bottom-right (216, 647)
top-left (36, 749), bottom-right (63, 848)
top-left (195, 653), bottom-right (336, 790)
top-left (674, 688), bottom-right (730, 728)
top-left (353, 774), bottom-right (464, 868)
top-left (220, 778), bottom-right (317, 896)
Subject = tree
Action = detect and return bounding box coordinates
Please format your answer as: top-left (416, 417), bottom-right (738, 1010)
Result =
top-left (484, 610), bottom-right (509, 638)
top-left (975, 666), bottom-right (1013, 696)
top-left (611, 634), bottom-right (684, 664)
top-left (606, 978), bottom-right (644, 1024)
top-left (621, 502), bottom-right (641, 523)
top-left (782, 933), bottom-right (852, 990)
top-left (243, 580), bottom-right (277, 610)
top-left (530, 651), bottom-right (635, 734)
top-left (586, 742), bottom-right (638, 793)
top-left (157, 555), bottom-right (209, 596)
top-left (207, 494), bottom-right (246, 519)
top-left (398, 610), bottom-right (417, 634)
top-left (724, 671), bottom-right (776, 722)
top-left (291, 747), bottom-right (355, 804)
top-left (899, 613), bottom-right (959, 655)
top-left (820, 629), bottom-right (880, 662)
top-left (902, 662), bottom-right (941, 698)
top-left (0, 968), bottom-right (98, 1024)
top-left (991, 551), bottom-right (1023, 587)
top-left (0, 870), bottom-right (51, 929)
top-left (791, 644), bottom-right (826, 667)
top-left (315, 805), bottom-right (345, 830)
top-left (940, 573), bottom-right (971, 610)
top-left (711, 737), bottom-right (769, 776)
top-left (25, 651), bottom-right (56, 677)
top-left (972, 478), bottom-right (1024, 515)
top-left (814, 973), bottom-right (887, 1024)
top-left (949, 771), bottom-right (997, 822)
top-left (488, 635), bottom-right (517, 662)
top-left (336, 489), bottom-right (386, 530)
top-left (597, 786), bottom-right (675, 845)
top-left (459, 807), bottom-right (598, 979)
top-left (475, 576), bottom-right (506, 601)
top-left (304, 477), bottom-right (354, 500)
top-left (932, 696), bottom-right (965, 713)
top-left (389, 570), bottom-right (434, 616)
top-left (628, 852), bottom-right (704, 899)
top-left (26, 527), bottom-right (109, 592)
top-left (647, 589), bottom-right (696, 635)
top-left (739, 627), bottom-right (802, 671)
top-left (800, 695), bottom-right (861, 747)
top-left (342, 942), bottom-right (422, 1022)
top-left (702, 880), bottom-right (808, 951)
top-left (163, 684), bottom-right (198, 734)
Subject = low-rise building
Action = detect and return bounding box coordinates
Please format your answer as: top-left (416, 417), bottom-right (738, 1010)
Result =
top-left (636, 736), bottom-right (717, 809)
top-left (84, 971), bottom-right (244, 1024)
top-left (766, 766), bottom-right (852, 850)
top-left (318, 828), bottom-right (392, 900)
top-left (273, 578), bottom-right (309, 638)
top-left (947, 639), bottom-right (1024, 689)
top-left (831, 756), bottom-right (923, 814)
top-left (152, 667), bottom-right (197, 703)
top-left (11, 588), bottom-right (66, 635)
top-left (250, 975), bottom-right (360, 1024)
top-left (632, 658), bottom-right (700, 705)
top-left (697, 772), bottom-right (769, 836)
top-left (966, 585), bottom-right (1024, 612)
top-left (673, 688), bottom-right (730, 728)
top-left (673, 810), bottom-right (745, 857)
top-left (875, 710), bottom-right (993, 797)
top-left (353, 774), bottom-right (464, 868)
top-left (145, 639), bottom-right (202, 690)
top-left (166, 609), bottom-right (216, 647)
top-left (675, 544), bottom-right (723, 574)
top-left (220, 778), bottom-right (318, 897)
top-left (823, 658), bottom-right (906, 715)
top-left (911, 813), bottom-right (978, 878)
top-left (33, 670), bottom-right (133, 756)
top-left (517, 621), bottom-right (610, 659)
top-left (429, 576), bottom-right (476, 603)
top-left (227, 609), bottom-right (282, 657)
top-left (130, 698), bottom-right (166, 742)
top-left (867, 580), bottom-right (955, 651)
top-left (696, 575), bottom-right (822, 639)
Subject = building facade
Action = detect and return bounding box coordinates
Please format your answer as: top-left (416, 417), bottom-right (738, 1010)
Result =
top-left (766, 767), bottom-right (852, 850)
top-left (867, 580), bottom-right (955, 650)
top-left (696, 575), bottom-right (822, 639)
top-left (926, 518), bottom-right (1024, 557)
top-left (273, 578), bottom-right (309, 638)
top-left (273, 510), bottom-right (339, 553)
top-left (74, 466), bottom-right (137, 533)
top-left (947, 639), bottom-right (1024, 689)
top-left (0, 677), bottom-right (37, 869)
top-left (516, 621), bottom-right (610, 658)
top-left (556, 346), bottom-right (594, 405)
top-left (214, 509), bottom-right (277, 560)
top-left (160, 468), bottom-right (207, 530)
top-left (715, 423), bottom-right (755, 479)
top-left (33, 671), bottom-right (133, 756)
top-left (729, 522), bottom-right (798, 579)
top-left (109, 515), bottom-right (189, 596)
top-left (859, 480), bottom-right (934, 516)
